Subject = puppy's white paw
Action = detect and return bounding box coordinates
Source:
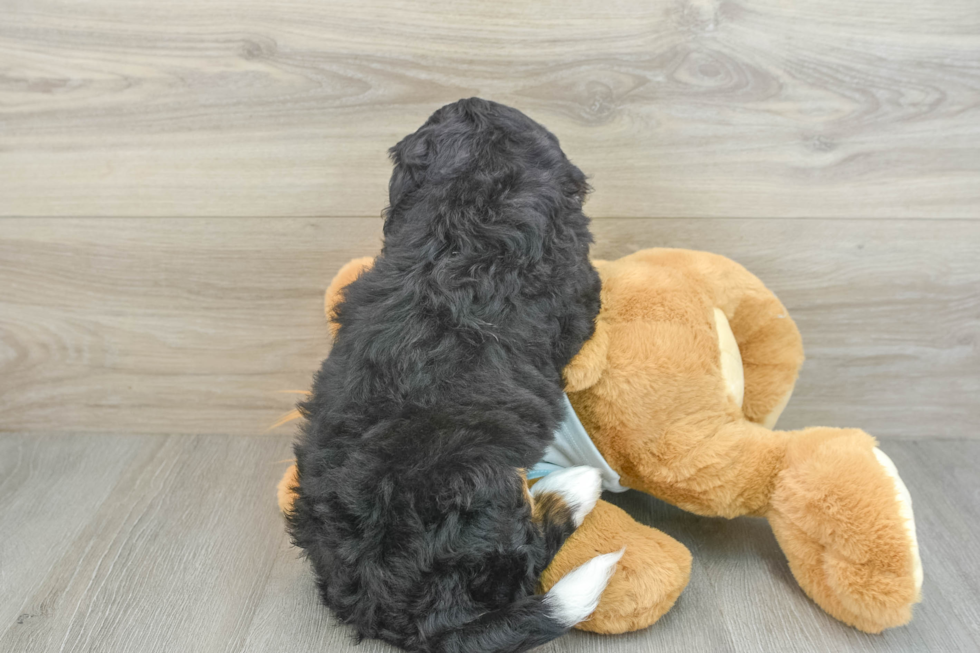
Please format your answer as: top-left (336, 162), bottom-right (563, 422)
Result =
top-left (544, 548), bottom-right (625, 627)
top-left (530, 466), bottom-right (602, 526)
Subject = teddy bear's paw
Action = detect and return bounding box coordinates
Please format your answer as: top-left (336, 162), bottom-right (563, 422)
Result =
top-left (769, 432), bottom-right (922, 633)
top-left (544, 548), bottom-right (625, 627)
top-left (770, 513), bottom-right (920, 633)
top-left (530, 466), bottom-right (602, 527)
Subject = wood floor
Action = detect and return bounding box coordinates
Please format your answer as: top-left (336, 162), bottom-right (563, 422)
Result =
top-left (0, 434), bottom-right (977, 653)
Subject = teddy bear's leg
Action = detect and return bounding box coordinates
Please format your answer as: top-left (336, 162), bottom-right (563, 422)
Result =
top-left (625, 419), bottom-right (921, 632)
top-left (325, 256), bottom-right (375, 336)
top-left (768, 427), bottom-right (922, 633)
top-left (277, 463), bottom-right (300, 514)
top-left (620, 417), bottom-right (794, 519)
top-left (537, 499), bottom-right (692, 634)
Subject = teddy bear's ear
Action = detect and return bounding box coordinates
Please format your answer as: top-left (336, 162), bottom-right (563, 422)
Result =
top-left (564, 318), bottom-right (610, 393)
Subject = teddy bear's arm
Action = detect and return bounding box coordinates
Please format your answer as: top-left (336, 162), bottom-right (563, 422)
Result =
top-left (630, 249), bottom-right (805, 427)
top-left (275, 258), bottom-right (376, 512)
top-left (324, 256), bottom-right (376, 336)
top-left (694, 252), bottom-right (804, 427)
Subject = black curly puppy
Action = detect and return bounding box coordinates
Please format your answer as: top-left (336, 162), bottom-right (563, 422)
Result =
top-left (288, 98), bottom-right (620, 653)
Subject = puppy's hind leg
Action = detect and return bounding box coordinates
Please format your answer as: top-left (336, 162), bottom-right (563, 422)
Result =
top-left (529, 466), bottom-right (602, 567)
top-left (531, 466), bottom-right (602, 527)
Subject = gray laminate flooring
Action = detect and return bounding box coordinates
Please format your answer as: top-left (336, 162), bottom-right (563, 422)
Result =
top-left (1, 435), bottom-right (977, 652)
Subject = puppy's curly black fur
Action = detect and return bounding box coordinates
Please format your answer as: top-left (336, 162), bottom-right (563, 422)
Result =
top-left (288, 98), bottom-right (603, 653)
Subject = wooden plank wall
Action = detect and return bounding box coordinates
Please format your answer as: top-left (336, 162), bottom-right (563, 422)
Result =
top-left (1, 217), bottom-right (977, 437)
top-left (1, 0), bottom-right (978, 437)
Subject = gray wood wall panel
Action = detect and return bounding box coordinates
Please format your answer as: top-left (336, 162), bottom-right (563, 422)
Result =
top-left (1, 0), bottom-right (978, 218)
top-left (1, 217), bottom-right (976, 438)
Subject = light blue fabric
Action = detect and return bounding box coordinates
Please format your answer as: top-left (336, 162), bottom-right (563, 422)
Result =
top-left (528, 394), bottom-right (628, 492)
top-left (526, 463), bottom-right (563, 480)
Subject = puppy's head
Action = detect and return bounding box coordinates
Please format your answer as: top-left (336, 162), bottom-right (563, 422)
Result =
top-left (381, 99), bottom-right (600, 369)
top-left (382, 98), bottom-right (592, 267)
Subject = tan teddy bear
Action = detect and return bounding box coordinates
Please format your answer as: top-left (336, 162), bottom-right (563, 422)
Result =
top-left (279, 248), bottom-right (921, 636)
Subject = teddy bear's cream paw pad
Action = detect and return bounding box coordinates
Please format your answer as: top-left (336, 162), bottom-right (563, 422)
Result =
top-left (873, 448), bottom-right (923, 593)
top-left (531, 466), bottom-right (602, 527)
top-left (544, 548), bottom-right (625, 627)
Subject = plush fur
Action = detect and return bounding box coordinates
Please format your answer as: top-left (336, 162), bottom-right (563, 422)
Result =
top-left (534, 498), bottom-right (692, 634)
top-left (286, 98), bottom-right (607, 653)
top-left (283, 247), bottom-right (922, 637)
top-left (556, 249), bottom-right (921, 633)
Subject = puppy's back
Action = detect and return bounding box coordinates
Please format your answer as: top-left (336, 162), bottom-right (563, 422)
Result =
top-left (289, 98), bottom-right (606, 653)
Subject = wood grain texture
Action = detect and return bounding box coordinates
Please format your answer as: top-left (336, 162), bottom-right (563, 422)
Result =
top-left (0, 218), bottom-right (378, 435)
top-left (1, 217), bottom-right (977, 437)
top-left (0, 435), bottom-right (146, 632)
top-left (2, 0), bottom-right (979, 218)
top-left (0, 434), bottom-right (292, 653)
top-left (1, 435), bottom-right (977, 652)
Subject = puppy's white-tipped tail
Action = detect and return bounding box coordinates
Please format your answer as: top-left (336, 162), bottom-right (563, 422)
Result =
top-left (543, 548), bottom-right (625, 628)
top-left (424, 548), bottom-right (625, 653)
